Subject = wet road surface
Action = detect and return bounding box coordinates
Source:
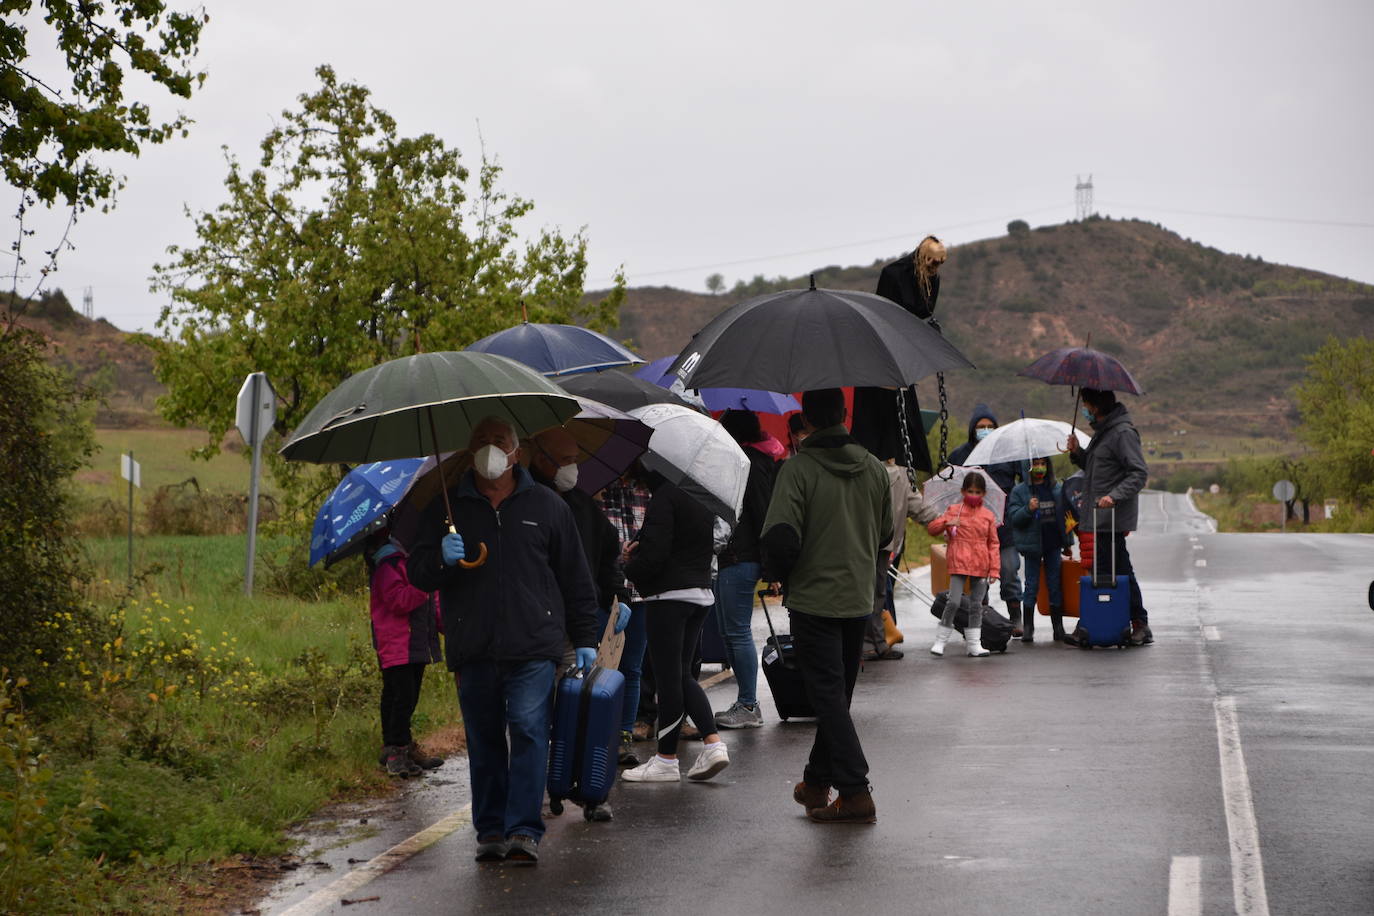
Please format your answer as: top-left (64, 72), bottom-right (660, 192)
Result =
top-left (263, 491), bottom-right (1374, 915)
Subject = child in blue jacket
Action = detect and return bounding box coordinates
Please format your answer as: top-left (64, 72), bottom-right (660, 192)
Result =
top-left (1007, 457), bottom-right (1074, 644)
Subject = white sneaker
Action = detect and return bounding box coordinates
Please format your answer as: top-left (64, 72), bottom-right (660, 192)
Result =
top-left (622, 755), bottom-right (680, 782)
top-left (686, 742), bottom-right (730, 781)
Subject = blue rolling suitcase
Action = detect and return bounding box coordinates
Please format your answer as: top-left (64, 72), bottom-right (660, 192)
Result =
top-left (548, 665), bottom-right (625, 816)
top-left (1075, 508), bottom-right (1133, 649)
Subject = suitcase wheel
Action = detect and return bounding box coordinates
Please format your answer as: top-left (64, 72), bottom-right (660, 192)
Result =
top-left (1076, 628), bottom-right (1092, 649)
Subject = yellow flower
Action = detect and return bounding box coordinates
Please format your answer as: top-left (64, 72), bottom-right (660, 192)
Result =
top-left (147, 693), bottom-right (159, 703)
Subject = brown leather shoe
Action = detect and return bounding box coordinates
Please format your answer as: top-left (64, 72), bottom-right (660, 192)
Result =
top-left (793, 781), bottom-right (830, 809)
top-left (807, 790), bottom-right (877, 824)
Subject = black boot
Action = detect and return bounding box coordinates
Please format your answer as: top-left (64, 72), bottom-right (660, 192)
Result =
top-left (1007, 601), bottom-right (1023, 637)
top-left (1050, 608), bottom-right (1069, 644)
top-left (1022, 607), bottom-right (1035, 642)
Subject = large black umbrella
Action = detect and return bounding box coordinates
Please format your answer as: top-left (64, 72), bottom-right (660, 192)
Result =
top-left (666, 280), bottom-right (974, 392)
top-left (557, 369), bottom-right (694, 413)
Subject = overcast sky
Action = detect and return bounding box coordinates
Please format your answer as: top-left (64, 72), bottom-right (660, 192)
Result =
top-left (13, 0), bottom-right (1374, 332)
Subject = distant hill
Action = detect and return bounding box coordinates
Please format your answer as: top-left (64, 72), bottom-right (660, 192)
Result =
top-left (603, 217), bottom-right (1374, 447)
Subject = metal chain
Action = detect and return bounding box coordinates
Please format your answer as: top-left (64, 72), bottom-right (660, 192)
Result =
top-left (937, 371), bottom-right (949, 467)
top-left (896, 386), bottom-right (919, 489)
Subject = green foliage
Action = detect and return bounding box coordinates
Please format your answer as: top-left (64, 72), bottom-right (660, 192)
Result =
top-left (0, 675), bottom-right (103, 913)
top-left (705, 272), bottom-right (724, 294)
top-left (149, 66), bottom-right (626, 529)
top-left (0, 328), bottom-right (97, 681)
top-left (1006, 219), bottom-right (1030, 236)
top-left (0, 1), bottom-right (207, 211)
top-left (1292, 336), bottom-right (1374, 506)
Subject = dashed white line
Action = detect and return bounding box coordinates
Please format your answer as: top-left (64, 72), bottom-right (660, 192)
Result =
top-left (1168, 855), bottom-right (1202, 916)
top-left (1204, 626), bottom-right (1221, 641)
top-left (277, 804), bottom-right (473, 916)
top-left (1196, 559), bottom-right (1207, 567)
top-left (1214, 696), bottom-right (1271, 916)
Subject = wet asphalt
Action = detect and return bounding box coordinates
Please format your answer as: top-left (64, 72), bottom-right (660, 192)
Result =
top-left (261, 491), bottom-right (1374, 916)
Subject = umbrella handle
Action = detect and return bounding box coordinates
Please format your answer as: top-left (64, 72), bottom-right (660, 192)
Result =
top-left (458, 541), bottom-right (489, 569)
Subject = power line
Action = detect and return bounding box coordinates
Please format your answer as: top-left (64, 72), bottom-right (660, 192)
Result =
top-left (588, 203), bottom-right (1070, 286)
top-left (1097, 201), bottom-right (1374, 230)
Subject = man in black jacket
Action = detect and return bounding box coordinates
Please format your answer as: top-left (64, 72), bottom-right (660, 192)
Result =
top-left (410, 416), bottom-right (599, 866)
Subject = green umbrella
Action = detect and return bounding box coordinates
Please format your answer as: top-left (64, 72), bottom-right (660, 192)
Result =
top-left (282, 351), bottom-right (580, 565)
top-left (281, 351), bottom-right (580, 464)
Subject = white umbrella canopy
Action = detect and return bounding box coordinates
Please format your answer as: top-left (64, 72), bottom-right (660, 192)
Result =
top-left (628, 403), bottom-right (748, 527)
top-left (963, 417), bottom-right (1090, 467)
top-left (922, 466), bottom-right (1008, 521)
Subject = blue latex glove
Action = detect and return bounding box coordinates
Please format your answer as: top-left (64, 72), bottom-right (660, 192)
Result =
top-left (614, 602), bottom-right (632, 634)
top-left (441, 532), bottom-right (466, 566)
top-left (575, 647), bottom-right (596, 672)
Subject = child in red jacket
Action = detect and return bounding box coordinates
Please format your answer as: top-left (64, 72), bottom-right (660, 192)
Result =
top-left (926, 472), bottom-right (1001, 657)
top-left (367, 530), bottom-right (444, 777)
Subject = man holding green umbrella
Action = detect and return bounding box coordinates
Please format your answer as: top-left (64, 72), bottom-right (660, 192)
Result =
top-left (408, 416), bottom-right (600, 866)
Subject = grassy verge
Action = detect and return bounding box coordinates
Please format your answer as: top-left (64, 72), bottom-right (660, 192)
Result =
top-left (3, 534), bottom-right (462, 913)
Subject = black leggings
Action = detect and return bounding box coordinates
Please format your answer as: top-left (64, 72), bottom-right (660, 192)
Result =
top-left (380, 662), bottom-right (426, 747)
top-left (643, 600), bottom-right (716, 756)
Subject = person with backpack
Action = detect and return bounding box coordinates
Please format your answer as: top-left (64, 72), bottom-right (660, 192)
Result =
top-left (1007, 457), bottom-right (1074, 644)
top-left (365, 529), bottom-right (444, 778)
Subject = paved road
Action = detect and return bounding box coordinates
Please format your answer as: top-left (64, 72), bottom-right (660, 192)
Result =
top-left (264, 491), bottom-right (1374, 915)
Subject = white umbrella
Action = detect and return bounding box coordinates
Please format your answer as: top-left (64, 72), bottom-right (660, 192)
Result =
top-left (963, 417), bottom-right (1090, 467)
top-left (628, 403), bottom-right (748, 527)
top-left (921, 465), bottom-right (1008, 521)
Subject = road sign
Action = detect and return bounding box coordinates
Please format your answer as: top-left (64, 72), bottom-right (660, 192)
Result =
top-left (1272, 479), bottom-right (1295, 502)
top-left (236, 372), bottom-right (276, 596)
top-left (236, 373), bottom-right (277, 448)
top-left (120, 452), bottom-right (141, 488)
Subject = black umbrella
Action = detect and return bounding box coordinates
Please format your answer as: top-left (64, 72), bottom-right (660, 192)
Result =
top-left (557, 369), bottom-right (694, 413)
top-left (666, 279), bottom-right (974, 392)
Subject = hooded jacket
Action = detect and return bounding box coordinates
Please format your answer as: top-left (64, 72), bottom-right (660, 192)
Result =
top-left (623, 479), bottom-right (716, 598)
top-left (1007, 465), bottom-right (1073, 556)
top-left (408, 466), bottom-right (600, 669)
top-left (759, 425), bottom-right (893, 618)
top-left (368, 552), bottom-right (442, 670)
top-left (946, 403), bottom-right (1023, 544)
top-left (531, 466), bottom-right (628, 610)
top-left (1070, 402), bottom-right (1149, 532)
top-left (927, 500), bottom-right (1001, 579)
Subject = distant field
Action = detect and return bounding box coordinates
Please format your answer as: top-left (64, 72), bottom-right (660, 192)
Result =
top-left (78, 426), bottom-right (273, 502)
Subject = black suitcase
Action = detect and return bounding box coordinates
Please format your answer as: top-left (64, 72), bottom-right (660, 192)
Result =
top-left (758, 590), bottom-right (813, 720)
top-left (929, 593), bottom-right (1014, 653)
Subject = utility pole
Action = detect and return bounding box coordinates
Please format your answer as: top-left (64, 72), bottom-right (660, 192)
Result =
top-left (1075, 174), bottom-right (1094, 220)
top-left (82, 286), bottom-right (94, 320)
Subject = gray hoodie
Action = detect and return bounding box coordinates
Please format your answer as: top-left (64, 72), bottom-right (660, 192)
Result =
top-left (1071, 403), bottom-right (1149, 532)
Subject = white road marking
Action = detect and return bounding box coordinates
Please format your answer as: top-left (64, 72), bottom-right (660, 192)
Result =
top-left (1193, 544), bottom-right (1205, 551)
top-left (1158, 492), bottom-right (1172, 533)
top-left (1214, 697), bottom-right (1271, 916)
top-left (1196, 559), bottom-right (1207, 567)
top-left (1204, 626), bottom-right (1221, 641)
top-left (1168, 855), bottom-right (1202, 916)
top-left (1189, 536), bottom-right (1198, 543)
top-left (277, 805), bottom-right (473, 916)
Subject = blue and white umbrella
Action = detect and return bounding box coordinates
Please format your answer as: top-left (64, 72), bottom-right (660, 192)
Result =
top-left (309, 459), bottom-right (425, 567)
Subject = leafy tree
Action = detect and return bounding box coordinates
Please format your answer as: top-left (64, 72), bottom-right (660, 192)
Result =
top-left (1, 0), bottom-right (207, 306)
top-left (705, 272), bottom-right (724, 295)
top-left (1007, 219), bottom-right (1030, 237)
top-left (1292, 336), bottom-right (1374, 506)
top-left (149, 66), bottom-right (626, 522)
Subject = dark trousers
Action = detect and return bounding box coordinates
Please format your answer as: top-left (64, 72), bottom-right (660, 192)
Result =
top-left (1094, 531), bottom-right (1149, 624)
top-left (643, 600), bottom-right (716, 756)
top-left (790, 611), bottom-right (870, 796)
top-left (380, 662), bottom-right (427, 747)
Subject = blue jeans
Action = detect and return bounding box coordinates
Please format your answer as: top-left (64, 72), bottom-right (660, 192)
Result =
top-left (598, 601), bottom-right (648, 733)
top-left (998, 541), bottom-right (1023, 604)
top-left (456, 658), bottom-right (556, 841)
top-left (1021, 550), bottom-right (1064, 610)
top-left (714, 561), bottom-right (760, 708)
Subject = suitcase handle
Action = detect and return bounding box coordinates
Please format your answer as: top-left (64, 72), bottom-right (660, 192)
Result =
top-left (1092, 506), bottom-right (1116, 588)
top-left (757, 589), bottom-right (781, 644)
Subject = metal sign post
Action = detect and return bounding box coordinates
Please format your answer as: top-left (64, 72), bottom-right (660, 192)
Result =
top-left (120, 451), bottom-right (141, 582)
top-left (236, 372), bottom-right (277, 596)
top-left (1272, 479), bottom-right (1296, 533)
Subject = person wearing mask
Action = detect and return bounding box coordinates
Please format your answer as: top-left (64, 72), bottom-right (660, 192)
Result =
top-left (946, 404), bottom-right (1025, 635)
top-left (926, 472), bottom-right (1001, 657)
top-left (409, 416), bottom-right (600, 866)
top-left (1065, 388), bottom-right (1152, 645)
top-left (761, 390), bottom-right (892, 823)
top-left (366, 529), bottom-right (444, 778)
top-left (711, 409), bottom-right (778, 729)
top-left (1007, 457), bottom-right (1074, 644)
top-left (621, 472), bottom-right (732, 783)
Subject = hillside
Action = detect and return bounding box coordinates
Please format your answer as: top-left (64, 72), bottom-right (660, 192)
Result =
top-left (606, 217), bottom-right (1374, 447)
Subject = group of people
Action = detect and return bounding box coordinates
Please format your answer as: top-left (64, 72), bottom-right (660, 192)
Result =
top-left (353, 234), bottom-right (1154, 866)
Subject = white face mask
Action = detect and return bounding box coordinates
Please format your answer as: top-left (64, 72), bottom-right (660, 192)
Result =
top-left (473, 443), bottom-right (514, 481)
top-left (553, 462), bottom-right (579, 493)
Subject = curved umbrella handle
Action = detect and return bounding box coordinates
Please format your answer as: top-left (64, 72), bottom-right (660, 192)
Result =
top-left (458, 542), bottom-right (489, 569)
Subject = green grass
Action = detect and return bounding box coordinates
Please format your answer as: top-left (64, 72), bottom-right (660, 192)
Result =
top-left (76, 426), bottom-right (274, 506)
top-left (5, 533), bottom-right (463, 912)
